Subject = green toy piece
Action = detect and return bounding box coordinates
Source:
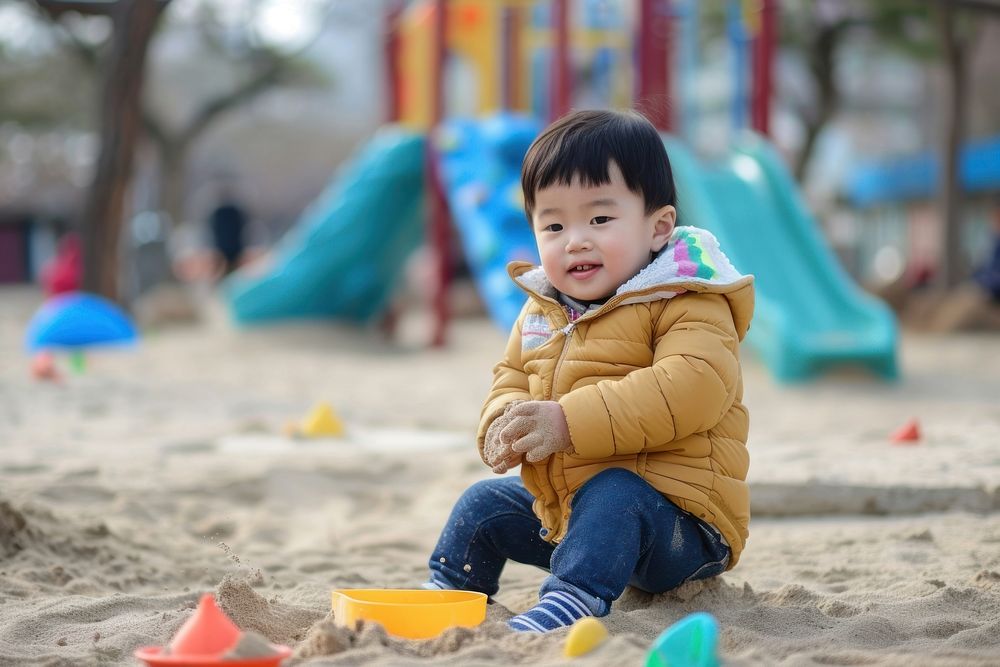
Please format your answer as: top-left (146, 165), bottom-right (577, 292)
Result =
top-left (644, 612), bottom-right (720, 667)
top-left (69, 350), bottom-right (86, 374)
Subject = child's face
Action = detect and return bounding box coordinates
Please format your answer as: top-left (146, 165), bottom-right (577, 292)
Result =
top-left (531, 162), bottom-right (675, 302)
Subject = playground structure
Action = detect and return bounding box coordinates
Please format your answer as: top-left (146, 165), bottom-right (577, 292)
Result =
top-left (226, 0), bottom-right (898, 382)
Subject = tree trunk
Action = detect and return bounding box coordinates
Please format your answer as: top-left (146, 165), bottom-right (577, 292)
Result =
top-left (795, 114), bottom-right (829, 183)
top-left (794, 23), bottom-right (840, 183)
top-left (936, 5), bottom-right (967, 289)
top-left (80, 0), bottom-right (165, 303)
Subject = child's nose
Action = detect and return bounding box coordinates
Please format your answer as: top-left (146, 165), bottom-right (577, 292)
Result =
top-left (565, 229), bottom-right (592, 252)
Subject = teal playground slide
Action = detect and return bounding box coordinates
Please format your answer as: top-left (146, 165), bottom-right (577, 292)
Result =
top-left (664, 135), bottom-right (898, 381)
top-left (227, 128), bottom-right (426, 324)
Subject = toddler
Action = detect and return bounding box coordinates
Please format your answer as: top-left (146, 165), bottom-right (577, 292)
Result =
top-left (426, 109), bottom-right (754, 633)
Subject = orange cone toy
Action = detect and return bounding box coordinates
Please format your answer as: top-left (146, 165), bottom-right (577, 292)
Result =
top-left (134, 593), bottom-right (292, 667)
top-left (890, 418), bottom-right (921, 444)
top-left (169, 594), bottom-right (241, 655)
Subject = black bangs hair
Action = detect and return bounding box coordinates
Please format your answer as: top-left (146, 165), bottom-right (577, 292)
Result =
top-left (520, 109), bottom-right (677, 219)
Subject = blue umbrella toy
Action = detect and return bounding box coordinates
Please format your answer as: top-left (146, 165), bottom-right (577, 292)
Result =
top-left (25, 292), bottom-right (138, 374)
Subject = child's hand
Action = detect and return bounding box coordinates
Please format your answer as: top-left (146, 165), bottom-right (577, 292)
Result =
top-left (490, 449), bottom-right (522, 474)
top-left (483, 401), bottom-right (526, 473)
top-left (502, 401), bottom-right (572, 463)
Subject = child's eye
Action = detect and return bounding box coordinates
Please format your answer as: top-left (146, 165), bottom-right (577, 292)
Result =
top-left (591, 216), bottom-right (612, 225)
top-left (543, 223), bottom-right (563, 232)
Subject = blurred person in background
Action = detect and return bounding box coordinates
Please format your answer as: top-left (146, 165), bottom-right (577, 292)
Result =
top-left (973, 195), bottom-right (1000, 303)
top-left (208, 188), bottom-right (248, 277)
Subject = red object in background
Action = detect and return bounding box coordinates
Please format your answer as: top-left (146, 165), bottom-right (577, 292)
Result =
top-left (550, 0), bottom-right (571, 122)
top-left (501, 5), bottom-right (523, 111)
top-left (41, 233), bottom-right (82, 296)
top-left (890, 419), bottom-right (921, 444)
top-left (30, 351), bottom-right (60, 382)
top-left (384, 0), bottom-right (405, 123)
top-left (750, 0), bottom-right (776, 137)
top-left (637, 0), bottom-right (673, 132)
top-left (0, 225), bottom-right (29, 282)
top-left (428, 0), bottom-right (451, 347)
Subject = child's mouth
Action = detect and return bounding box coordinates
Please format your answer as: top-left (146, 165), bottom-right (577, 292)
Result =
top-left (568, 264), bottom-right (601, 279)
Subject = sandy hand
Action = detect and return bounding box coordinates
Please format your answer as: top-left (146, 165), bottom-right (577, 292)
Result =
top-left (503, 401), bottom-right (572, 463)
top-left (483, 401), bottom-right (526, 473)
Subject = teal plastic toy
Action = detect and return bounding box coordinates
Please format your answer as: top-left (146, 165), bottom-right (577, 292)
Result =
top-left (644, 612), bottom-right (720, 667)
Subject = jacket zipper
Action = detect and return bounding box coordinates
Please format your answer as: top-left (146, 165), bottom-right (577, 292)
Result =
top-left (543, 292), bottom-right (628, 400)
top-left (549, 323), bottom-right (575, 400)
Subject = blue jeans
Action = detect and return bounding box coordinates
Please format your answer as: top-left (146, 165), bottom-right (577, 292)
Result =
top-left (428, 468), bottom-right (731, 616)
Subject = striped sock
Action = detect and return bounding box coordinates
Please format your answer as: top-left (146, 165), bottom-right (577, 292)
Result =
top-left (507, 591), bottom-right (594, 633)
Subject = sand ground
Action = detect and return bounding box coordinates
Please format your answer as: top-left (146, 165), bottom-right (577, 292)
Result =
top-left (1, 285), bottom-right (998, 666)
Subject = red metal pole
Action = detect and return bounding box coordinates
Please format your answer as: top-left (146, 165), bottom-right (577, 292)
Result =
top-left (751, 0), bottom-right (776, 136)
top-left (637, 0), bottom-right (672, 131)
top-left (428, 0), bottom-right (451, 347)
top-left (384, 0), bottom-right (405, 123)
top-left (502, 5), bottom-right (523, 111)
top-left (430, 1), bottom-right (446, 124)
top-left (550, 0), bottom-right (571, 121)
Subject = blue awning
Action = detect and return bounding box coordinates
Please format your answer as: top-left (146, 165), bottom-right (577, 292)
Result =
top-left (846, 136), bottom-right (1000, 207)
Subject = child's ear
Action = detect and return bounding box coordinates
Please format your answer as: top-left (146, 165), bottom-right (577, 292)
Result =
top-left (650, 205), bottom-right (676, 252)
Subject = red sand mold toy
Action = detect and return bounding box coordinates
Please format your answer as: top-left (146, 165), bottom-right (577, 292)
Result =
top-left (134, 594), bottom-right (292, 667)
top-left (890, 418), bottom-right (921, 444)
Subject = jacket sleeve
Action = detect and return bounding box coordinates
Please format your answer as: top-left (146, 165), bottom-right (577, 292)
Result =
top-left (476, 310), bottom-right (534, 461)
top-left (559, 293), bottom-right (740, 459)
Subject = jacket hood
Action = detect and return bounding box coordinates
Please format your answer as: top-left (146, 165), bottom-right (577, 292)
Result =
top-left (509, 226), bottom-right (755, 339)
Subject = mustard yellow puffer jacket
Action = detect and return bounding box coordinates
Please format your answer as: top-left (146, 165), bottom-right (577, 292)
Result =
top-left (476, 227), bottom-right (755, 567)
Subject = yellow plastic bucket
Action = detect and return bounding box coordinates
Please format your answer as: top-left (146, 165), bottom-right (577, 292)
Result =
top-left (330, 589), bottom-right (487, 639)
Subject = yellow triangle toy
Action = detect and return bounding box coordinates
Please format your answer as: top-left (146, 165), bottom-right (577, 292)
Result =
top-left (299, 402), bottom-right (345, 438)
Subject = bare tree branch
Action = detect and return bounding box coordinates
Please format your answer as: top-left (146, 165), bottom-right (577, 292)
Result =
top-left (135, 1), bottom-right (335, 227)
top-left (33, 0), bottom-right (117, 17)
top-left (145, 3), bottom-right (334, 150)
top-left (179, 60), bottom-right (284, 146)
top-left (33, 0), bottom-right (169, 19)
